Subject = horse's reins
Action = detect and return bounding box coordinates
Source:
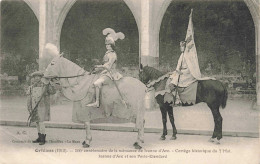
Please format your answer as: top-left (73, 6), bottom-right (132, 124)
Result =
top-left (145, 73), bottom-right (171, 91)
top-left (27, 83), bottom-right (47, 126)
top-left (43, 67), bottom-right (96, 79)
top-left (143, 44), bottom-right (186, 105)
top-left (27, 58), bottom-right (97, 125)
top-left (27, 70), bottom-right (93, 125)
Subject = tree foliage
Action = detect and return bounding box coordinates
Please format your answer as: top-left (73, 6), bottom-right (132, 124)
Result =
top-left (1, 0), bottom-right (39, 78)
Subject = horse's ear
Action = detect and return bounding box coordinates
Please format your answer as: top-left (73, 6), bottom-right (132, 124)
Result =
top-left (60, 52), bottom-right (64, 57)
top-left (140, 63), bottom-right (143, 70)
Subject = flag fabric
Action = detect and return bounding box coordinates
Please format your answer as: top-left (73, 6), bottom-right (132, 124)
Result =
top-left (169, 9), bottom-right (214, 88)
top-left (183, 9), bottom-right (202, 80)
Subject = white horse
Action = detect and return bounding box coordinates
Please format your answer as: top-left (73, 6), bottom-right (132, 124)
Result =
top-left (43, 55), bottom-right (146, 149)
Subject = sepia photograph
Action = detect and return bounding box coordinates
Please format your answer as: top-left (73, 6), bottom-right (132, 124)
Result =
top-left (0, 0), bottom-right (259, 163)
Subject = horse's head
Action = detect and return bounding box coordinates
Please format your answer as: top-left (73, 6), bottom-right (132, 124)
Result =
top-left (139, 64), bottom-right (164, 85)
top-left (44, 51), bottom-right (86, 78)
top-left (44, 56), bottom-right (62, 78)
top-left (139, 64), bottom-right (150, 84)
top-left (39, 55), bottom-right (62, 85)
top-left (41, 43), bottom-right (63, 78)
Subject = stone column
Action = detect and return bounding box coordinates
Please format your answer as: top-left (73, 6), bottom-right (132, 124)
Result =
top-left (140, 0), bottom-right (150, 67)
top-left (39, 0), bottom-right (58, 71)
top-left (256, 19), bottom-right (260, 107)
top-left (140, 0), bottom-right (171, 68)
top-left (146, 0), bottom-right (167, 68)
top-left (39, 0), bottom-right (47, 71)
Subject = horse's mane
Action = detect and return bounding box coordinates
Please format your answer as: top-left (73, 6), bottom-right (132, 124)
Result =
top-left (59, 56), bottom-right (87, 76)
top-left (143, 66), bottom-right (164, 80)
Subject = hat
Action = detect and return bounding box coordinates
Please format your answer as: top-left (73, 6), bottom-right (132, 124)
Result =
top-left (103, 28), bottom-right (125, 45)
top-left (30, 71), bottom-right (44, 77)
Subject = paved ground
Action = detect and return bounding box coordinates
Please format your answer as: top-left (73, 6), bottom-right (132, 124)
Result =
top-left (0, 96), bottom-right (259, 134)
top-left (0, 126), bottom-right (259, 164)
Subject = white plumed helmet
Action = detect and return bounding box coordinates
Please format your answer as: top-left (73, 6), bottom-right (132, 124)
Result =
top-left (103, 28), bottom-right (125, 45)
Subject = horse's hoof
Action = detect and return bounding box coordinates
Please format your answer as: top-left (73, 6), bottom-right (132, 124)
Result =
top-left (86, 102), bottom-right (99, 108)
top-left (82, 140), bottom-right (91, 148)
top-left (82, 137), bottom-right (92, 148)
top-left (83, 143), bottom-right (90, 148)
top-left (82, 140), bottom-right (90, 148)
top-left (133, 142), bottom-right (142, 149)
top-left (82, 141), bottom-right (85, 145)
top-left (215, 139), bottom-right (221, 145)
top-left (170, 136), bottom-right (177, 140)
top-left (160, 135), bottom-right (166, 140)
top-left (208, 138), bottom-right (216, 143)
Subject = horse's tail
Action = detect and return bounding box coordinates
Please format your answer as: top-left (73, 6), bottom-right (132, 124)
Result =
top-left (221, 84), bottom-right (228, 109)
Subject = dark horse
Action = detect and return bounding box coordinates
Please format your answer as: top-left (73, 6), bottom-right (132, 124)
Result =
top-left (139, 65), bottom-right (228, 144)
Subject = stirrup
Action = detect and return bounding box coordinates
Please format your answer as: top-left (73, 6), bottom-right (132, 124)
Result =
top-left (86, 102), bottom-right (100, 108)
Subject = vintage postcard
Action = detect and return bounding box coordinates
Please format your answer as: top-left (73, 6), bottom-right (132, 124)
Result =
top-left (0, 0), bottom-right (259, 163)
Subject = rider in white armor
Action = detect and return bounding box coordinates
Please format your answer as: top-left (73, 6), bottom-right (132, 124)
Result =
top-left (167, 41), bottom-right (197, 90)
top-left (86, 28), bottom-right (124, 108)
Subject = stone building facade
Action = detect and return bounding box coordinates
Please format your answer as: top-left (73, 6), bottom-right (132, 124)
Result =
top-left (21, 0), bottom-right (260, 106)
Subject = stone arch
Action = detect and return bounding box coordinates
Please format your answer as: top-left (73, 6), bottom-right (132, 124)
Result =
top-left (243, 0), bottom-right (260, 106)
top-left (154, 0), bottom-right (259, 59)
top-left (244, 0), bottom-right (260, 27)
top-left (1, 0), bottom-right (39, 21)
top-left (55, 0), bottom-right (140, 51)
top-left (154, 0), bottom-right (172, 42)
top-left (1, 0), bottom-right (39, 81)
top-left (23, 0), bottom-right (39, 21)
top-left (57, 0), bottom-right (140, 71)
top-left (55, 0), bottom-right (77, 50)
top-left (156, 0), bottom-right (260, 106)
top-left (158, 0), bottom-right (259, 36)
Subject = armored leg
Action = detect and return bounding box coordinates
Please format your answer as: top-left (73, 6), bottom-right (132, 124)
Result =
top-left (86, 86), bottom-right (101, 108)
top-left (86, 77), bottom-right (106, 108)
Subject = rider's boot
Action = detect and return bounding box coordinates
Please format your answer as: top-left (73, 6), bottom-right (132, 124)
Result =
top-left (32, 133), bottom-right (41, 143)
top-left (86, 86), bottom-right (100, 108)
top-left (39, 133), bottom-right (46, 145)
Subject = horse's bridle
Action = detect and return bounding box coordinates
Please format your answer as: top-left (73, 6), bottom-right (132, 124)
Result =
top-left (43, 66), bottom-right (96, 79)
top-left (43, 54), bottom-right (93, 80)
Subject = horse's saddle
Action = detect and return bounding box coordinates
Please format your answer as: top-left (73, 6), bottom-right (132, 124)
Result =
top-left (163, 78), bottom-right (198, 105)
top-left (85, 77), bottom-right (132, 118)
top-left (72, 76), bottom-right (142, 124)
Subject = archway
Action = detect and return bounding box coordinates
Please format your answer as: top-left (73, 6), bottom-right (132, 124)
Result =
top-left (1, 0), bottom-right (39, 82)
top-left (59, 0), bottom-right (139, 73)
top-left (154, 0), bottom-right (259, 106)
top-left (159, 1), bottom-right (255, 80)
top-left (156, 0), bottom-right (259, 136)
